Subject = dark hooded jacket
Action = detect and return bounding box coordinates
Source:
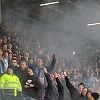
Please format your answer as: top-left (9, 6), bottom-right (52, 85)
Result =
top-left (56, 77), bottom-right (64, 100)
top-left (44, 73), bottom-right (59, 100)
top-left (65, 76), bottom-right (81, 100)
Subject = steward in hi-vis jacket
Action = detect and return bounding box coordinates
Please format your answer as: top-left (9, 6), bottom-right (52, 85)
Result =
top-left (0, 65), bottom-right (23, 100)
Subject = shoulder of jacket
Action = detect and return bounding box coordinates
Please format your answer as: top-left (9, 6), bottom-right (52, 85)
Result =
top-left (0, 73), bottom-right (9, 78)
top-left (13, 74), bottom-right (19, 78)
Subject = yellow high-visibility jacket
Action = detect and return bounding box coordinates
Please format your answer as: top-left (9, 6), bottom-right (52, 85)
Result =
top-left (0, 73), bottom-right (22, 96)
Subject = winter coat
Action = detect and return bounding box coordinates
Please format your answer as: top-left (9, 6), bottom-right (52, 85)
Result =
top-left (44, 73), bottom-right (59, 100)
top-left (56, 77), bottom-right (64, 100)
top-left (65, 76), bottom-right (80, 100)
top-left (23, 74), bottom-right (42, 99)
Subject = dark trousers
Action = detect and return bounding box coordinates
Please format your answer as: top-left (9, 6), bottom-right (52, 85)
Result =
top-left (5, 94), bottom-right (18, 100)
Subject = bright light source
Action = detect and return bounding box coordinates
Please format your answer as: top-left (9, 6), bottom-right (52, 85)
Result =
top-left (40, 1), bottom-right (59, 6)
top-left (87, 22), bottom-right (100, 26)
top-left (73, 51), bottom-right (75, 55)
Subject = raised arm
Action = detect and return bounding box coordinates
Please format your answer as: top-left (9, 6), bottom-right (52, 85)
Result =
top-left (54, 72), bottom-right (64, 92)
top-left (63, 70), bottom-right (75, 94)
top-left (54, 72), bottom-right (64, 100)
top-left (46, 54), bottom-right (56, 72)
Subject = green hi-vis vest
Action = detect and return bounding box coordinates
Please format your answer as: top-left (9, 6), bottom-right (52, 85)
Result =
top-left (0, 73), bottom-right (22, 96)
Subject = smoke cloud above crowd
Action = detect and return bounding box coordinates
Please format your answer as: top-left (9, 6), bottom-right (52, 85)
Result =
top-left (1, 0), bottom-right (100, 60)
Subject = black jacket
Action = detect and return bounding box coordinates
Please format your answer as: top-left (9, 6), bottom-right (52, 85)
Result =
top-left (14, 67), bottom-right (28, 89)
top-left (44, 73), bottom-right (59, 100)
top-left (23, 74), bottom-right (42, 99)
top-left (46, 57), bottom-right (56, 72)
top-left (56, 77), bottom-right (64, 100)
top-left (65, 76), bottom-right (80, 100)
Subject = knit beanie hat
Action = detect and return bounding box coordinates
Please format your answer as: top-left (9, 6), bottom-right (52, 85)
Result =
top-left (7, 65), bottom-right (14, 71)
top-left (28, 66), bottom-right (34, 72)
top-left (91, 92), bottom-right (99, 100)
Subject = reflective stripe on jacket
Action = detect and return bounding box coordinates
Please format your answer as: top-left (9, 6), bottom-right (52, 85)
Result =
top-left (0, 73), bottom-right (22, 96)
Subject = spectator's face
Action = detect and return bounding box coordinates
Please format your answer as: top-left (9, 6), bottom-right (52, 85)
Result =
top-left (37, 59), bottom-right (43, 67)
top-left (29, 59), bottom-right (33, 64)
top-left (2, 45), bottom-right (7, 51)
top-left (8, 53), bottom-right (12, 59)
top-left (95, 68), bottom-right (98, 72)
top-left (20, 61), bottom-right (27, 70)
top-left (7, 36), bottom-right (11, 40)
top-left (17, 55), bottom-right (22, 61)
top-left (27, 68), bottom-right (33, 75)
top-left (24, 52), bottom-right (29, 58)
top-left (7, 68), bottom-right (13, 75)
top-left (77, 72), bottom-right (81, 77)
top-left (3, 52), bottom-right (8, 58)
top-left (37, 49), bottom-right (43, 55)
top-left (86, 68), bottom-right (90, 74)
top-left (2, 38), bottom-right (7, 44)
top-left (33, 55), bottom-right (37, 62)
top-left (11, 60), bottom-right (17, 67)
top-left (81, 88), bottom-right (88, 96)
top-left (87, 93), bottom-right (92, 100)
top-left (57, 68), bottom-right (61, 73)
top-left (7, 43), bottom-right (12, 49)
top-left (15, 50), bottom-right (19, 55)
top-left (78, 85), bottom-right (84, 92)
top-left (62, 62), bottom-right (65, 66)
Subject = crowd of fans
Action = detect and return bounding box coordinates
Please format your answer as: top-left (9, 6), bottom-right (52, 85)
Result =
top-left (0, 9), bottom-right (100, 100)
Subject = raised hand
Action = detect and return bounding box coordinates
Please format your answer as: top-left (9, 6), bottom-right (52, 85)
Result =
top-left (54, 72), bottom-right (58, 78)
top-left (44, 67), bottom-right (47, 73)
top-left (63, 70), bottom-right (67, 77)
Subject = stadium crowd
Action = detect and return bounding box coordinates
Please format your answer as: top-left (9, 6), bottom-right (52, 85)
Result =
top-left (0, 10), bottom-right (100, 100)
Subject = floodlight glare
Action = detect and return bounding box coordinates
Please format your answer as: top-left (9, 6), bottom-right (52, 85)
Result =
top-left (40, 1), bottom-right (59, 6)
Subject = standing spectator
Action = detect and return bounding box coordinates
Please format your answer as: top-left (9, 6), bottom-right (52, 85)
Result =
top-left (3, 50), bottom-right (9, 61)
top-left (0, 65), bottom-right (22, 100)
top-left (87, 89), bottom-right (93, 100)
top-left (35, 54), bottom-right (56, 98)
top-left (63, 70), bottom-right (85, 100)
top-left (76, 87), bottom-right (88, 100)
top-left (2, 37), bottom-right (7, 45)
top-left (22, 50), bottom-right (29, 62)
top-left (93, 67), bottom-right (99, 79)
top-left (44, 68), bottom-right (59, 100)
top-left (54, 72), bottom-right (64, 100)
top-left (11, 58), bottom-right (20, 76)
top-left (0, 48), bottom-right (8, 75)
top-left (11, 58), bottom-right (18, 67)
top-left (2, 44), bottom-right (7, 52)
top-left (23, 66), bottom-right (42, 100)
top-left (8, 52), bottom-right (13, 65)
top-left (7, 43), bottom-right (12, 51)
top-left (14, 60), bottom-right (28, 90)
top-left (2, 50), bottom-right (9, 70)
top-left (89, 92), bottom-right (99, 100)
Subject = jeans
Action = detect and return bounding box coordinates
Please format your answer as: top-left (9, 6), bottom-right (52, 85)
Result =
top-left (23, 95), bottom-right (37, 100)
